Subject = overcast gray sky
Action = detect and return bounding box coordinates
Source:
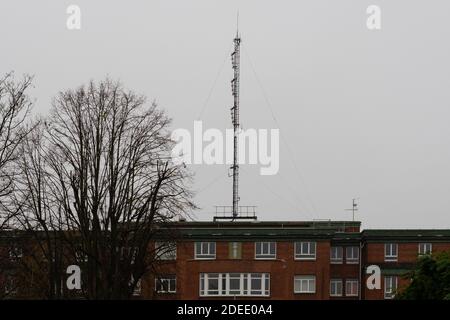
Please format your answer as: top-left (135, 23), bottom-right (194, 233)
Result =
top-left (1, 0), bottom-right (450, 228)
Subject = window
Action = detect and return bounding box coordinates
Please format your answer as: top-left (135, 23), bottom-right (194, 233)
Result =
top-left (195, 242), bottom-right (216, 259)
top-left (128, 275), bottom-right (142, 296)
top-left (52, 279), bottom-right (65, 296)
top-left (4, 276), bottom-right (17, 295)
top-left (384, 276), bottom-right (398, 299)
top-left (229, 242), bottom-right (242, 259)
top-left (255, 242), bottom-right (276, 259)
top-left (199, 273), bottom-right (270, 297)
top-left (345, 279), bottom-right (358, 297)
top-left (133, 279), bottom-right (142, 296)
top-left (295, 242), bottom-right (316, 260)
top-left (294, 275), bottom-right (316, 293)
top-left (330, 247), bottom-right (343, 264)
top-left (120, 246), bottom-right (138, 263)
top-left (9, 247), bottom-right (23, 260)
top-left (155, 242), bottom-right (177, 260)
top-left (155, 275), bottom-right (176, 293)
top-left (346, 246), bottom-right (359, 264)
top-left (75, 250), bottom-right (88, 262)
top-left (385, 243), bottom-right (398, 262)
top-left (228, 274), bottom-right (241, 295)
top-left (330, 279), bottom-right (343, 297)
top-left (418, 243), bottom-right (432, 256)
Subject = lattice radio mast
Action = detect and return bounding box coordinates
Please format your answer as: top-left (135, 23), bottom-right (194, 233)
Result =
top-left (213, 18), bottom-right (257, 222)
top-left (231, 27), bottom-right (241, 218)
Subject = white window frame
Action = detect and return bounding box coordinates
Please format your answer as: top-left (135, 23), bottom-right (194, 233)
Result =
top-left (345, 279), bottom-right (359, 297)
top-left (255, 242), bottom-right (276, 260)
top-left (155, 242), bottom-right (177, 260)
top-left (418, 243), bottom-right (432, 256)
top-left (330, 279), bottom-right (343, 297)
top-left (195, 242), bottom-right (216, 260)
top-left (385, 243), bottom-right (398, 262)
top-left (346, 246), bottom-right (359, 264)
top-left (199, 273), bottom-right (270, 297)
top-left (294, 275), bottom-right (316, 294)
top-left (384, 276), bottom-right (398, 299)
top-left (155, 275), bottom-right (177, 294)
top-left (295, 242), bottom-right (317, 260)
top-left (330, 246), bottom-right (343, 264)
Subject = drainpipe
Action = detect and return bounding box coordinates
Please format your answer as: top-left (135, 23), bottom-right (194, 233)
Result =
top-left (359, 241), bottom-right (364, 300)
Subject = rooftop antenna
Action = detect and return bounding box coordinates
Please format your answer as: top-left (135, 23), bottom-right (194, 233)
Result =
top-left (345, 198), bottom-right (359, 221)
top-left (236, 11), bottom-right (239, 37)
top-left (214, 16), bottom-right (257, 222)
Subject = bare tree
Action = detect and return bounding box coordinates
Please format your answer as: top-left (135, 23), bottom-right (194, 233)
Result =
top-left (9, 123), bottom-right (65, 299)
top-left (0, 73), bottom-right (34, 299)
top-left (0, 73), bottom-right (33, 229)
top-left (12, 79), bottom-right (194, 299)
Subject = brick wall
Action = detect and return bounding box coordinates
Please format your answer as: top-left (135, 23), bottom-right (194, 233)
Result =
top-left (151, 240), bottom-right (334, 300)
top-left (362, 242), bottom-right (450, 299)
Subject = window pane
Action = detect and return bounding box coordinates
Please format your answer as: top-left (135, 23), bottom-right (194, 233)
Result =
top-left (262, 242), bottom-right (268, 254)
top-left (230, 278), bottom-right (240, 290)
top-left (170, 279), bottom-right (176, 292)
top-left (251, 278), bottom-right (261, 290)
top-left (301, 280), bottom-right (307, 291)
top-left (256, 242), bottom-right (261, 254)
top-left (294, 279), bottom-right (301, 292)
top-left (209, 278), bottom-right (218, 292)
top-left (302, 242), bottom-right (308, 253)
top-left (265, 277), bottom-right (269, 294)
top-left (310, 279), bottom-right (316, 292)
top-left (229, 242), bottom-right (241, 259)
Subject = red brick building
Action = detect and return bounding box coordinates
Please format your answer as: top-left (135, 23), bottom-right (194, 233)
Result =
top-left (1, 220), bottom-right (450, 299)
top-left (147, 221), bottom-right (450, 300)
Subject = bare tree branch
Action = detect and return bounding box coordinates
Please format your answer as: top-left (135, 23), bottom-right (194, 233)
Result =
top-left (10, 78), bottom-right (195, 299)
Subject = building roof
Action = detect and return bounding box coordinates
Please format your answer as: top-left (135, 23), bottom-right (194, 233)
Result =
top-left (167, 220), bottom-right (361, 229)
top-left (3, 222), bottom-right (450, 242)
top-left (362, 229), bottom-right (450, 242)
top-left (159, 220), bottom-right (361, 241)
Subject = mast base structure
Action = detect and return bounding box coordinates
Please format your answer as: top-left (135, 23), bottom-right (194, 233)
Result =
top-left (214, 206), bottom-right (257, 222)
top-left (213, 31), bottom-right (257, 222)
